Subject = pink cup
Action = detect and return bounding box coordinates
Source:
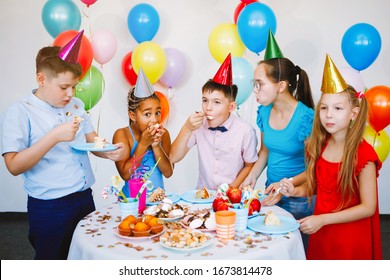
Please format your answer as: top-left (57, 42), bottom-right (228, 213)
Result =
top-left (128, 179), bottom-right (146, 214)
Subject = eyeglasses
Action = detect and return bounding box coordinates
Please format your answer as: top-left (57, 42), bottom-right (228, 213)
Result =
top-left (251, 79), bottom-right (261, 93)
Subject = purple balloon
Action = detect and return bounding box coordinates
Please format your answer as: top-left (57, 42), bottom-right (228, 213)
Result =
top-left (160, 48), bottom-right (186, 88)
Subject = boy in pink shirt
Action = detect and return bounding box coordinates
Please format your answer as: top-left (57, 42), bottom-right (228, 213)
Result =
top-left (170, 54), bottom-right (258, 190)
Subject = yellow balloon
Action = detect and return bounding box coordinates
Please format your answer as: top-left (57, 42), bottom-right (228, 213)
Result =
top-left (363, 125), bottom-right (390, 162)
top-left (208, 23), bottom-right (245, 63)
top-left (132, 41), bottom-right (167, 84)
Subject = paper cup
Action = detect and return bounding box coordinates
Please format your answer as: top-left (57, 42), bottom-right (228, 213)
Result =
top-left (215, 210), bottom-right (236, 240)
top-left (128, 178), bottom-right (146, 214)
top-left (119, 198), bottom-right (139, 219)
top-left (228, 206), bottom-right (249, 232)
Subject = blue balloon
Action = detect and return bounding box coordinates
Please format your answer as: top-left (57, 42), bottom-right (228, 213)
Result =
top-left (232, 57), bottom-right (254, 105)
top-left (341, 23), bottom-right (382, 71)
top-left (41, 0), bottom-right (81, 38)
top-left (127, 3), bottom-right (160, 43)
top-left (237, 2), bottom-right (277, 54)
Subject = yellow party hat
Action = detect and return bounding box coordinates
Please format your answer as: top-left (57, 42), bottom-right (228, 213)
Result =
top-left (321, 54), bottom-right (348, 93)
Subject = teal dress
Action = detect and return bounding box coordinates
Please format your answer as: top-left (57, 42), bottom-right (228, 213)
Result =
top-left (122, 126), bottom-right (164, 197)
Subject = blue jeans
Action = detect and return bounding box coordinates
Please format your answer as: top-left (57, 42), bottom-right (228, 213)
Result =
top-left (277, 195), bottom-right (316, 253)
top-left (27, 188), bottom-right (95, 260)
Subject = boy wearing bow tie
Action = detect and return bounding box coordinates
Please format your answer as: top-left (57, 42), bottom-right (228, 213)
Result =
top-left (170, 54), bottom-right (258, 190)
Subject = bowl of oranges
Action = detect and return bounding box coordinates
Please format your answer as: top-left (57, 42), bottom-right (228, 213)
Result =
top-left (116, 214), bottom-right (164, 239)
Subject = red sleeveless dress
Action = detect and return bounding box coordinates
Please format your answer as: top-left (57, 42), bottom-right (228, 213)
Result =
top-left (307, 139), bottom-right (382, 260)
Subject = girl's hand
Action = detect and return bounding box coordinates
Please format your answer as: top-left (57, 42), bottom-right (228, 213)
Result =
top-left (139, 125), bottom-right (157, 146)
top-left (279, 178), bottom-right (295, 197)
top-left (298, 215), bottom-right (324, 234)
top-left (184, 112), bottom-right (204, 131)
top-left (262, 182), bottom-right (282, 206)
top-left (151, 126), bottom-right (166, 147)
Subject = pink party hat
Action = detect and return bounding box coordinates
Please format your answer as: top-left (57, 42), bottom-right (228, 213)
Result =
top-left (134, 68), bottom-right (154, 98)
top-left (58, 30), bottom-right (84, 64)
top-left (212, 53), bottom-right (232, 86)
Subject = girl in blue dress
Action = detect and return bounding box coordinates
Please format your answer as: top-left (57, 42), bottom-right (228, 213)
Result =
top-left (112, 70), bottom-right (173, 196)
top-left (242, 31), bottom-right (316, 223)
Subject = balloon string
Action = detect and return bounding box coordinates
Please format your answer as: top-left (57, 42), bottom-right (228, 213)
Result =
top-left (373, 132), bottom-right (377, 148)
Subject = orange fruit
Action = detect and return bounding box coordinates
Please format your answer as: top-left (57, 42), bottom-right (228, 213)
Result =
top-left (148, 217), bottom-right (161, 227)
top-left (142, 215), bottom-right (155, 224)
top-left (123, 215), bottom-right (138, 225)
top-left (133, 221), bottom-right (150, 232)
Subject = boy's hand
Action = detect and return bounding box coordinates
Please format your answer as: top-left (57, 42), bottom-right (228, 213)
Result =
top-left (52, 121), bottom-right (79, 142)
top-left (103, 142), bottom-right (126, 161)
top-left (185, 112), bottom-right (204, 131)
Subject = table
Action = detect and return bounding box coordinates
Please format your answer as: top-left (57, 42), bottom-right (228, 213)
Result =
top-left (67, 199), bottom-right (306, 260)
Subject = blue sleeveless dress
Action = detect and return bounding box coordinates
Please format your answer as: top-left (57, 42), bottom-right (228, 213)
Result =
top-left (122, 126), bottom-right (164, 196)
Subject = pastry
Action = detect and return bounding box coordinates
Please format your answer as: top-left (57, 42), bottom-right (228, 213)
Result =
top-left (264, 211), bottom-right (281, 226)
top-left (148, 187), bottom-right (165, 203)
top-left (195, 187), bottom-right (210, 199)
top-left (93, 136), bottom-right (107, 149)
top-left (73, 116), bottom-right (84, 123)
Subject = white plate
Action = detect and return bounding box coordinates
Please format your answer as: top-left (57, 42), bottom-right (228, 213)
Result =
top-left (248, 211), bottom-right (261, 219)
top-left (113, 228), bottom-right (165, 240)
top-left (180, 190), bottom-right (215, 204)
top-left (146, 193), bottom-right (181, 206)
top-left (158, 214), bottom-right (184, 222)
top-left (180, 222), bottom-right (216, 232)
top-left (247, 215), bottom-right (300, 234)
top-left (71, 143), bottom-right (118, 152)
top-left (160, 235), bottom-right (214, 252)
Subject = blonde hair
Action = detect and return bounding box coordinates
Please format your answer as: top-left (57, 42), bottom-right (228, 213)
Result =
top-left (306, 85), bottom-right (368, 209)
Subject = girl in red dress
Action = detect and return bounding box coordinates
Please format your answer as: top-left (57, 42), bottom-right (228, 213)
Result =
top-left (280, 55), bottom-right (382, 260)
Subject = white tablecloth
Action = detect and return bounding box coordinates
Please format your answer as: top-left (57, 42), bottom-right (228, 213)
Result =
top-left (68, 199), bottom-right (306, 260)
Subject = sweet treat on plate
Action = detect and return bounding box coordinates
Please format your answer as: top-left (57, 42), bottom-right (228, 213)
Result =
top-left (144, 203), bottom-right (187, 219)
top-left (264, 211), bottom-right (281, 226)
top-left (181, 208), bottom-right (216, 230)
top-left (93, 136), bottom-right (107, 149)
top-left (160, 228), bottom-right (210, 249)
top-left (132, 221), bottom-right (151, 237)
top-left (195, 187), bottom-right (210, 199)
top-left (73, 116), bottom-right (84, 123)
top-left (148, 187), bottom-right (166, 203)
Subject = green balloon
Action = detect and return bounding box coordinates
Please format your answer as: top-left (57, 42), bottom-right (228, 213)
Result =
top-left (75, 65), bottom-right (105, 110)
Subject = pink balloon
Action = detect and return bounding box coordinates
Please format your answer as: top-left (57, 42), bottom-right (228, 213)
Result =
top-left (81, 0), bottom-right (97, 7)
top-left (91, 29), bottom-right (117, 65)
top-left (338, 66), bottom-right (365, 93)
top-left (160, 48), bottom-right (186, 88)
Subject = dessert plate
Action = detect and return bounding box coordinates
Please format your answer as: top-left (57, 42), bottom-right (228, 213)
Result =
top-left (247, 215), bottom-right (300, 234)
top-left (180, 190), bottom-right (216, 204)
top-left (180, 222), bottom-right (216, 232)
top-left (113, 228), bottom-right (165, 241)
top-left (71, 143), bottom-right (118, 152)
top-left (146, 193), bottom-right (181, 206)
top-left (160, 235), bottom-right (214, 252)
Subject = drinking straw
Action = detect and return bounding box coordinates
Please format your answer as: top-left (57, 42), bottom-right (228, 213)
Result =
top-left (135, 180), bottom-right (153, 201)
top-left (143, 157), bottom-right (161, 181)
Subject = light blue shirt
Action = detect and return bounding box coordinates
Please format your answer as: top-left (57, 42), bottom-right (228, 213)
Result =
top-left (1, 90), bottom-right (95, 200)
top-left (257, 102), bottom-right (314, 187)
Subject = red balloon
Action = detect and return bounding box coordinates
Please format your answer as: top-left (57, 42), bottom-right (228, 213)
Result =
top-left (53, 30), bottom-right (93, 79)
top-left (155, 91), bottom-right (170, 124)
top-left (234, 0), bottom-right (258, 23)
top-left (365, 85), bottom-right (390, 132)
top-left (121, 51), bottom-right (137, 86)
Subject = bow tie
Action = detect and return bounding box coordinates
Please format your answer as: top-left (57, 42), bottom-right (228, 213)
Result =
top-left (208, 126), bottom-right (228, 132)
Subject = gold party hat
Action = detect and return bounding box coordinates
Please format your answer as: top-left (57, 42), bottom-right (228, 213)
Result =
top-left (321, 54), bottom-right (348, 93)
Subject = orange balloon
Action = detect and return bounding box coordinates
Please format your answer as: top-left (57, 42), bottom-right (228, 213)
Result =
top-left (53, 30), bottom-right (93, 79)
top-left (365, 85), bottom-right (390, 132)
top-left (155, 91), bottom-right (169, 124)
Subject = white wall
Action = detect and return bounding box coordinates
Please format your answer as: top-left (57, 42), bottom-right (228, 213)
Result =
top-left (0, 0), bottom-right (389, 213)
